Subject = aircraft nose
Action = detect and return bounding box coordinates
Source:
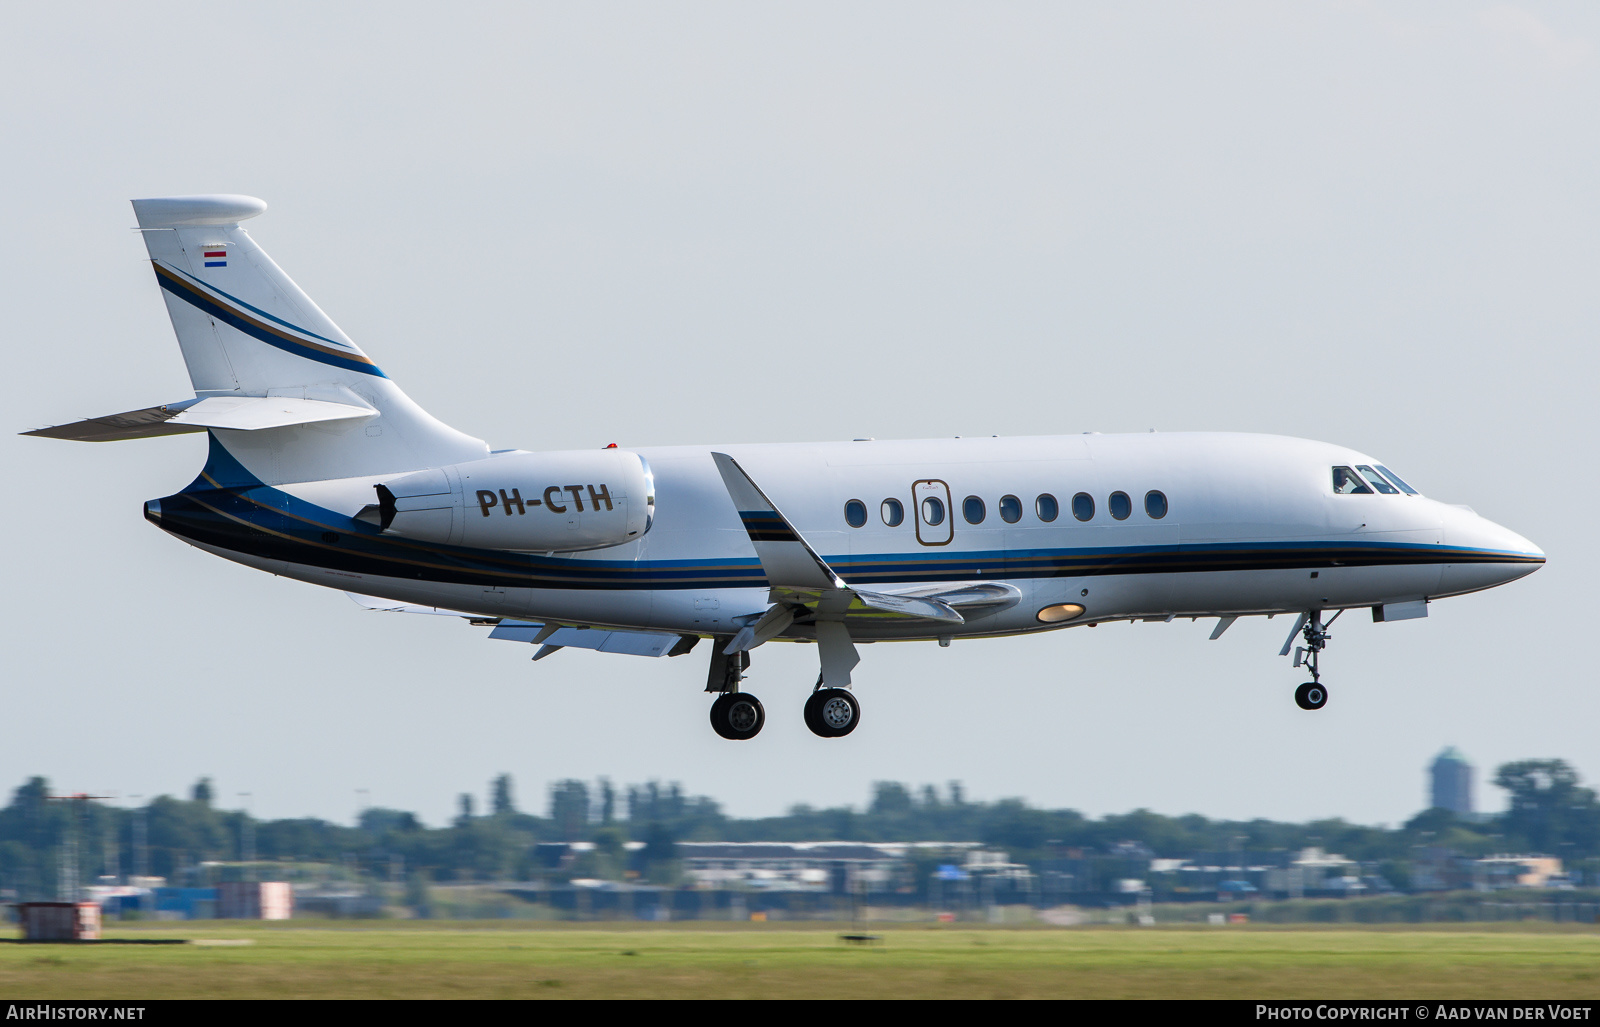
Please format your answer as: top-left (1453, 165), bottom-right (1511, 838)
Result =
top-left (1438, 508), bottom-right (1544, 596)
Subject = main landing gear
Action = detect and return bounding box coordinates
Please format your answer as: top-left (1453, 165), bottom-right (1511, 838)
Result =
top-left (706, 647), bottom-right (765, 740)
top-left (804, 680), bottom-right (860, 738)
top-left (704, 639), bottom-right (863, 740)
top-left (710, 691), bottom-right (765, 740)
top-left (1287, 610), bottom-right (1341, 711)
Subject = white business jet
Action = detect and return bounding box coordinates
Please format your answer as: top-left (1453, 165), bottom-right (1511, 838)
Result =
top-left (26, 196), bottom-right (1544, 739)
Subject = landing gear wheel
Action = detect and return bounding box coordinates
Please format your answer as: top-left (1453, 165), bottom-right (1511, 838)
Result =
top-left (805, 688), bottom-right (860, 738)
top-left (710, 692), bottom-right (765, 740)
top-left (803, 691), bottom-right (823, 736)
top-left (1294, 681), bottom-right (1328, 711)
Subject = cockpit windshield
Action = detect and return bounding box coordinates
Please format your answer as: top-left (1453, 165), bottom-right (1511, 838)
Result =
top-left (1356, 465), bottom-right (1400, 495)
top-left (1332, 466), bottom-right (1373, 495)
top-left (1332, 464), bottom-right (1422, 496)
top-left (1375, 465), bottom-right (1419, 495)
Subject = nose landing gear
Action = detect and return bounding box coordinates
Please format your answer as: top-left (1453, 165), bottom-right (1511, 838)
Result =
top-left (1294, 681), bottom-right (1328, 711)
top-left (1286, 610), bottom-right (1340, 711)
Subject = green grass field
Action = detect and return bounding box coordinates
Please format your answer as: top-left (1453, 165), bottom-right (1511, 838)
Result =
top-left (1, 921), bottom-right (1597, 999)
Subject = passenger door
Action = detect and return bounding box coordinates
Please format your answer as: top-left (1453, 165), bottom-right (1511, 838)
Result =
top-left (913, 479), bottom-right (953, 546)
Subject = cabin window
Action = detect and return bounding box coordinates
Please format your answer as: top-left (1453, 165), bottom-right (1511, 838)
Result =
top-left (963, 496), bottom-right (986, 524)
top-left (1145, 490), bottom-right (1168, 519)
top-left (1375, 465), bottom-right (1418, 495)
top-left (1036, 494), bottom-right (1059, 522)
top-left (1109, 491), bottom-right (1132, 520)
top-left (922, 496), bottom-right (946, 526)
top-left (1332, 466), bottom-right (1373, 495)
top-left (844, 499), bottom-right (868, 527)
top-left (881, 498), bottom-right (904, 526)
top-left (1355, 465), bottom-right (1401, 495)
top-left (999, 495), bottom-right (1023, 523)
top-left (1072, 492), bottom-right (1095, 521)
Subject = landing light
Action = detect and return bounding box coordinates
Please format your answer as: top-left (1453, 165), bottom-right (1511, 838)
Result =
top-left (1036, 603), bottom-right (1085, 624)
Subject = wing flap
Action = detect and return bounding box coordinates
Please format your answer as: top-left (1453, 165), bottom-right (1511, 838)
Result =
top-left (347, 592), bottom-right (478, 617)
top-left (349, 594), bottom-right (691, 658)
top-left (489, 621), bottom-right (686, 658)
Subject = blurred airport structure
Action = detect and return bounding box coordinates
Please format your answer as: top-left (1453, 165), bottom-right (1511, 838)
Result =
top-left (2, 758), bottom-right (1598, 925)
top-left (1431, 747), bottom-right (1476, 817)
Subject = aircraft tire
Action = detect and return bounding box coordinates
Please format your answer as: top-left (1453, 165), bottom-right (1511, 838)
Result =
top-left (803, 692), bottom-right (825, 736)
top-left (1294, 681), bottom-right (1328, 711)
top-left (710, 692), bottom-right (765, 740)
top-left (710, 694), bottom-right (735, 739)
top-left (807, 688), bottom-right (860, 738)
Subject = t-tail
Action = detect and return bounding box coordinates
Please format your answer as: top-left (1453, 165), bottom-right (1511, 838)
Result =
top-left (24, 194), bottom-right (486, 485)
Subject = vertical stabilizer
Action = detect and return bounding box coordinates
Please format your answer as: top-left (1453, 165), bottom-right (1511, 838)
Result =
top-left (132, 195), bottom-right (486, 483)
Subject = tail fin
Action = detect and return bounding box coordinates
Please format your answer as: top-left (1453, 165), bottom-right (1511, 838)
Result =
top-left (131, 195), bottom-right (485, 484)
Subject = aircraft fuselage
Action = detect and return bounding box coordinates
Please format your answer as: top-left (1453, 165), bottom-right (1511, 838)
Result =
top-left (150, 430), bottom-right (1542, 642)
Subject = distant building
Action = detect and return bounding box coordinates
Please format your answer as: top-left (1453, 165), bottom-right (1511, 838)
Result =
top-left (18, 902), bottom-right (100, 940)
top-left (1410, 849), bottom-right (1566, 892)
top-left (1430, 747), bottom-right (1474, 815)
top-left (1475, 856), bottom-right (1564, 890)
top-left (216, 881), bottom-right (293, 920)
top-left (674, 841), bottom-right (999, 894)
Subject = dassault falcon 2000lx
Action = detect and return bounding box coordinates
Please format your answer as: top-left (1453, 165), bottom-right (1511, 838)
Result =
top-left (27, 195), bottom-right (1545, 739)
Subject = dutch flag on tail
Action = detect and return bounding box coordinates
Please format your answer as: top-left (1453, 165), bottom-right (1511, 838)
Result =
top-left (203, 249), bottom-right (226, 268)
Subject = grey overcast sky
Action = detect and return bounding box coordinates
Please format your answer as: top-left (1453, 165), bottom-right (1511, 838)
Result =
top-left (2, 2), bottom-right (1594, 828)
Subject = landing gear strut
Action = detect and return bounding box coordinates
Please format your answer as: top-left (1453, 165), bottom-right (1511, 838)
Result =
top-left (706, 642), bottom-right (764, 740)
top-left (706, 646), bottom-right (749, 694)
top-left (1290, 610), bottom-right (1340, 711)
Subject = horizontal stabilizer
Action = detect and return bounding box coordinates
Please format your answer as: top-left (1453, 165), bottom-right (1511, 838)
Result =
top-left (24, 395), bottom-right (375, 442)
top-left (489, 621), bottom-right (690, 658)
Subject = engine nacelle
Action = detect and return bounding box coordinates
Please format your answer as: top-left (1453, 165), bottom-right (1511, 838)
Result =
top-left (370, 450), bottom-right (654, 552)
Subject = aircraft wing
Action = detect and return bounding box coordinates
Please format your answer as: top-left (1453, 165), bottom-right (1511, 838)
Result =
top-left (349, 593), bottom-right (696, 660)
top-left (767, 585), bottom-right (963, 624)
top-left (767, 581), bottom-right (1020, 622)
top-left (488, 621), bottom-right (697, 660)
top-left (712, 453), bottom-right (1031, 653)
top-left (347, 592), bottom-right (485, 618)
top-left (711, 452), bottom-right (843, 590)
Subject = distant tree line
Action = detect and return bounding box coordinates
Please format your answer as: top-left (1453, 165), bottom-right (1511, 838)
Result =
top-left (0, 759), bottom-right (1595, 901)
